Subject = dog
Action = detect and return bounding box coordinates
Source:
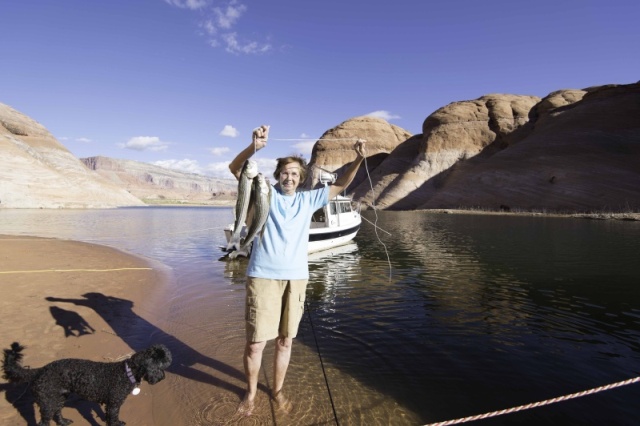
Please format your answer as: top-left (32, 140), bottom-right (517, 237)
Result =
top-left (2, 342), bottom-right (172, 426)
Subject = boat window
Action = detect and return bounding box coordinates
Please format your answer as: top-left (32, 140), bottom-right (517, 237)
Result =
top-left (312, 208), bottom-right (325, 223)
top-left (330, 203), bottom-right (337, 215)
top-left (339, 202), bottom-right (351, 213)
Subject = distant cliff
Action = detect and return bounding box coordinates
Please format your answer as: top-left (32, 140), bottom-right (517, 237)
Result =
top-left (81, 156), bottom-right (237, 205)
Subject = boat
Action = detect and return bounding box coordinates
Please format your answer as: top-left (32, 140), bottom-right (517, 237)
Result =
top-left (223, 172), bottom-right (361, 256)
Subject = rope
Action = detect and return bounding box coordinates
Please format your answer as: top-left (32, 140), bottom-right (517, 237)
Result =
top-left (305, 301), bottom-right (340, 426)
top-left (423, 376), bottom-right (640, 426)
top-left (0, 267), bottom-right (152, 275)
top-left (361, 155), bottom-right (393, 279)
top-left (359, 215), bottom-right (391, 235)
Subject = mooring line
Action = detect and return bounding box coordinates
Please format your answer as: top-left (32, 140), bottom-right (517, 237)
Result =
top-left (423, 376), bottom-right (640, 426)
top-left (305, 301), bottom-right (340, 426)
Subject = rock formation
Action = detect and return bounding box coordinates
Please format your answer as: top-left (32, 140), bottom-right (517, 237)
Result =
top-left (3, 80), bottom-right (639, 213)
top-left (0, 103), bottom-right (144, 208)
top-left (81, 156), bottom-right (237, 204)
top-left (417, 83), bottom-right (640, 212)
top-left (308, 83), bottom-right (640, 213)
top-left (357, 94), bottom-right (541, 209)
top-left (307, 116), bottom-right (412, 189)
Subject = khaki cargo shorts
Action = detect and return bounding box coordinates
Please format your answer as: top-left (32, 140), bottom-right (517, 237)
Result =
top-left (245, 277), bottom-right (308, 342)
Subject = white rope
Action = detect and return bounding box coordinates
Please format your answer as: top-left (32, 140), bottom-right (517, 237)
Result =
top-left (423, 376), bottom-right (640, 426)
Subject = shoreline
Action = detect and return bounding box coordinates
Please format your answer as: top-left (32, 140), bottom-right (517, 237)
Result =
top-left (0, 235), bottom-right (176, 426)
top-left (417, 208), bottom-right (640, 221)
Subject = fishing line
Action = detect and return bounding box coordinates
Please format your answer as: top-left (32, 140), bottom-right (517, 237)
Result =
top-left (305, 300), bottom-right (340, 426)
top-left (295, 136), bottom-right (393, 277)
top-left (361, 151), bottom-right (393, 280)
top-left (271, 137), bottom-right (359, 142)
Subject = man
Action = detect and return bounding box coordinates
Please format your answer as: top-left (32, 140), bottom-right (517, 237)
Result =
top-left (229, 125), bottom-right (366, 416)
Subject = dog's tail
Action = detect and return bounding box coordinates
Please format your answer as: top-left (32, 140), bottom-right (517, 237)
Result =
top-left (2, 342), bottom-right (39, 383)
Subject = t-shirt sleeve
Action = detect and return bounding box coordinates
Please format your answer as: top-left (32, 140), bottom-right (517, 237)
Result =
top-left (309, 185), bottom-right (330, 211)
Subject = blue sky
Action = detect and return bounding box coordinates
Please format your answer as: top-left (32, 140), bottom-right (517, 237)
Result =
top-left (2, 0), bottom-right (638, 179)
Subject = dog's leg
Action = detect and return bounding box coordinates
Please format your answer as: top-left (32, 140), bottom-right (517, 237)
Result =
top-left (36, 401), bottom-right (56, 426)
top-left (105, 402), bottom-right (126, 426)
top-left (34, 391), bottom-right (70, 426)
top-left (53, 409), bottom-right (73, 426)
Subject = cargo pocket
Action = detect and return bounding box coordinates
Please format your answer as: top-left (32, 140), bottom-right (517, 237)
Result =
top-left (246, 295), bottom-right (257, 321)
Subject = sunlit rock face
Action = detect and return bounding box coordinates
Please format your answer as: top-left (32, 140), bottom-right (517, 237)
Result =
top-left (81, 156), bottom-right (237, 204)
top-left (351, 94), bottom-right (542, 210)
top-left (307, 116), bottom-right (412, 190)
top-left (0, 102), bottom-right (144, 208)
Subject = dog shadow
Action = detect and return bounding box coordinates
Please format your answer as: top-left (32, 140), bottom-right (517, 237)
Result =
top-left (49, 306), bottom-right (96, 337)
top-left (0, 382), bottom-right (104, 426)
top-left (45, 292), bottom-right (257, 396)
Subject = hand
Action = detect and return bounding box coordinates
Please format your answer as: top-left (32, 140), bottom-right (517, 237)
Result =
top-left (252, 125), bottom-right (270, 150)
top-left (354, 138), bottom-right (366, 158)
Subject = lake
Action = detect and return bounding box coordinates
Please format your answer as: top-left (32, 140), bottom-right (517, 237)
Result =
top-left (1, 207), bottom-right (640, 425)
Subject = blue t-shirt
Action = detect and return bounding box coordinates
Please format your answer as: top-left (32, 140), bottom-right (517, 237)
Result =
top-left (247, 184), bottom-right (330, 280)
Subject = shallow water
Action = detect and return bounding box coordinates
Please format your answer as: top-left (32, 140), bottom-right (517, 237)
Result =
top-left (1, 207), bottom-right (640, 425)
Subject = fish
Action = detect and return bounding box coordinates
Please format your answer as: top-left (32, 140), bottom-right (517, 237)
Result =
top-left (229, 173), bottom-right (271, 259)
top-left (226, 159), bottom-right (258, 252)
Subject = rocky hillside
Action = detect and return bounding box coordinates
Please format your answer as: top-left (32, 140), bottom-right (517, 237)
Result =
top-left (81, 156), bottom-right (237, 204)
top-left (3, 80), bottom-right (639, 212)
top-left (0, 103), bottom-right (144, 208)
top-left (309, 81), bottom-right (640, 213)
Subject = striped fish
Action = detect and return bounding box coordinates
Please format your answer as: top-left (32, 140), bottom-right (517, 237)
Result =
top-left (226, 160), bottom-right (258, 252)
top-left (229, 173), bottom-right (271, 259)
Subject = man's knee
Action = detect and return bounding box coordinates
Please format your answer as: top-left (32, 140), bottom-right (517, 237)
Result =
top-left (275, 336), bottom-right (292, 351)
top-left (246, 340), bottom-right (267, 356)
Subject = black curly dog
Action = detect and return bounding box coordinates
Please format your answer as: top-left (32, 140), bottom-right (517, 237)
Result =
top-left (2, 342), bottom-right (172, 426)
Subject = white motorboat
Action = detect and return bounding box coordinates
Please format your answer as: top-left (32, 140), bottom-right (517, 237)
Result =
top-left (223, 194), bottom-right (361, 256)
top-left (223, 172), bottom-right (361, 256)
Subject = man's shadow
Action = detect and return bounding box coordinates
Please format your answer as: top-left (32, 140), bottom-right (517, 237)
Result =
top-left (45, 292), bottom-right (255, 395)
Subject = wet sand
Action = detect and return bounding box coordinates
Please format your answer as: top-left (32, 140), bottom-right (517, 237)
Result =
top-left (0, 235), bottom-right (175, 426)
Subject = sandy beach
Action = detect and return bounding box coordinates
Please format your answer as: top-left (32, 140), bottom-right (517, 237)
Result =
top-left (0, 235), bottom-right (175, 426)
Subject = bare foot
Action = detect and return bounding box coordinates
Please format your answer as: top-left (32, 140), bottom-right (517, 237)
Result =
top-left (236, 395), bottom-right (255, 417)
top-left (272, 390), bottom-right (293, 414)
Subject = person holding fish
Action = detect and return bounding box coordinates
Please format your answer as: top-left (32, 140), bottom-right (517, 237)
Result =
top-left (229, 124), bottom-right (366, 417)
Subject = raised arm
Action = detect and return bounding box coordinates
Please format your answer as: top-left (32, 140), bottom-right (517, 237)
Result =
top-left (328, 139), bottom-right (366, 199)
top-left (228, 125), bottom-right (270, 180)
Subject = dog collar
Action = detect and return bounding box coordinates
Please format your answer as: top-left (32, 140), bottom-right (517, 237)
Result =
top-left (125, 362), bottom-right (141, 396)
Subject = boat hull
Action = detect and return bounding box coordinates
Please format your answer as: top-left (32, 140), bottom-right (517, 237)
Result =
top-left (308, 222), bottom-right (360, 253)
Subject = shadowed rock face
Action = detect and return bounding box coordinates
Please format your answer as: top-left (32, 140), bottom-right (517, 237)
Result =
top-left (309, 82), bottom-right (640, 213)
top-left (418, 83), bottom-right (640, 212)
top-left (0, 103), bottom-right (144, 208)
